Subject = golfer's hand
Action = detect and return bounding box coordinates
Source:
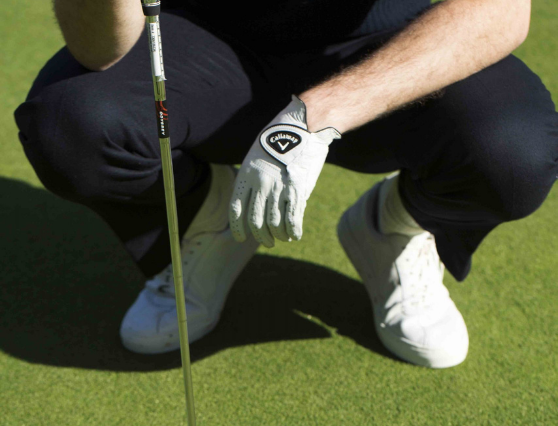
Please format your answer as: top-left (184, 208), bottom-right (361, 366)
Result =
top-left (229, 95), bottom-right (341, 247)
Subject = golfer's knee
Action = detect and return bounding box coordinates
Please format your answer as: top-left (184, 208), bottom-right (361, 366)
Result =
top-left (14, 88), bottom-right (115, 202)
top-left (469, 115), bottom-right (558, 221)
top-left (504, 149), bottom-right (557, 221)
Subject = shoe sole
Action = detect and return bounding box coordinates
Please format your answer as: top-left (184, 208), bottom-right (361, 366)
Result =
top-left (337, 194), bottom-right (468, 369)
top-left (121, 316), bottom-right (221, 355)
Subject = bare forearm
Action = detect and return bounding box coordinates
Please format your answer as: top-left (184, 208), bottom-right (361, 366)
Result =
top-left (53, 0), bottom-right (144, 71)
top-left (300, 0), bottom-right (531, 133)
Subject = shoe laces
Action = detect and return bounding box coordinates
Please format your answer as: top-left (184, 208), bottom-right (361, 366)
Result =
top-left (397, 233), bottom-right (446, 312)
top-left (145, 236), bottom-right (203, 297)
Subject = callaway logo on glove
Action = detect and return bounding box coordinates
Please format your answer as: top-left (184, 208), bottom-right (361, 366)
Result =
top-left (265, 130), bottom-right (301, 153)
top-left (229, 95), bottom-right (342, 247)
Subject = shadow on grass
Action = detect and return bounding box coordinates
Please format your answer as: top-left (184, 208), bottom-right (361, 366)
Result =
top-left (0, 177), bottom-right (394, 371)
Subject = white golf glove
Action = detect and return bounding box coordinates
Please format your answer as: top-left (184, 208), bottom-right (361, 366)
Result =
top-left (229, 95), bottom-right (341, 247)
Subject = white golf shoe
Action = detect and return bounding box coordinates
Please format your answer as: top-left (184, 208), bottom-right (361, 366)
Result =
top-left (337, 175), bottom-right (469, 368)
top-left (120, 164), bottom-right (259, 354)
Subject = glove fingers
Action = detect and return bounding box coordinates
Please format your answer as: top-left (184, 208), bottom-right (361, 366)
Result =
top-left (267, 181), bottom-right (290, 242)
top-left (248, 189), bottom-right (275, 248)
top-left (229, 175), bottom-right (251, 243)
top-left (285, 185), bottom-right (305, 241)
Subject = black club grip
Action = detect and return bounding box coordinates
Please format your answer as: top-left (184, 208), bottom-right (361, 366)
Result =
top-left (141, 1), bottom-right (161, 16)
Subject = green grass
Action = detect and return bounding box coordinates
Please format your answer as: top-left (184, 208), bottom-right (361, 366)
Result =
top-left (1, 1), bottom-right (557, 425)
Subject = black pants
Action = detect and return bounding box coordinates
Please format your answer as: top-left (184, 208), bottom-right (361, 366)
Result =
top-left (14, 11), bottom-right (558, 281)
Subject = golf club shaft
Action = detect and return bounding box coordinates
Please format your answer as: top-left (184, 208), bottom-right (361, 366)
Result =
top-left (140, 1), bottom-right (196, 424)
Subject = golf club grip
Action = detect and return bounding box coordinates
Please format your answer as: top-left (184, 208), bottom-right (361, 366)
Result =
top-left (141, 0), bottom-right (161, 16)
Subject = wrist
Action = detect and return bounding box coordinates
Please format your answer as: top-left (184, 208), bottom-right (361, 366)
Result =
top-left (298, 91), bottom-right (345, 133)
top-left (298, 80), bottom-right (388, 134)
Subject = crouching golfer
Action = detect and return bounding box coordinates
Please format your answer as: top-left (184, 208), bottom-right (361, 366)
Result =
top-left (15, 0), bottom-right (557, 368)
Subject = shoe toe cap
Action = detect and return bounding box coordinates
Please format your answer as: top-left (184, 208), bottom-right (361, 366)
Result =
top-left (120, 290), bottom-right (220, 354)
top-left (421, 303), bottom-right (468, 349)
top-left (120, 291), bottom-right (180, 354)
top-left (379, 301), bottom-right (469, 368)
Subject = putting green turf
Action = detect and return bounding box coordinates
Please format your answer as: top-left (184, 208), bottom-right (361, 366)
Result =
top-left (1, 1), bottom-right (556, 425)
